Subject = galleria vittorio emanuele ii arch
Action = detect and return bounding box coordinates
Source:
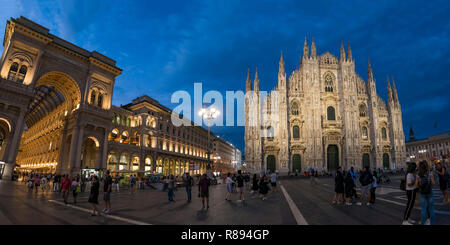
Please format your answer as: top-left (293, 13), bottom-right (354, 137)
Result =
top-left (0, 17), bottom-right (122, 179)
top-left (0, 17), bottom-right (235, 180)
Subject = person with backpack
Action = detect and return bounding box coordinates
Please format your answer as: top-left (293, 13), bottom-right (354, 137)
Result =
top-left (435, 162), bottom-right (449, 204)
top-left (184, 172), bottom-right (194, 203)
top-left (344, 171), bottom-right (354, 205)
top-left (415, 160), bottom-right (435, 225)
top-left (402, 162), bottom-right (418, 225)
top-left (251, 174), bottom-right (259, 195)
top-left (332, 166), bottom-right (344, 204)
top-left (369, 170), bottom-right (377, 204)
top-left (357, 167), bottom-right (373, 206)
top-left (349, 167), bottom-right (358, 198)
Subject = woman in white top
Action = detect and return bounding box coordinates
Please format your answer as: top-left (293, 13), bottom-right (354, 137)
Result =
top-left (225, 173), bottom-right (233, 201)
top-left (402, 162), bottom-right (418, 225)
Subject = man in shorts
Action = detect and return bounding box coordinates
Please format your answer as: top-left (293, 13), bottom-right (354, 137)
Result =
top-left (103, 170), bottom-right (113, 214)
top-left (356, 167), bottom-right (373, 206)
top-left (61, 174), bottom-right (71, 204)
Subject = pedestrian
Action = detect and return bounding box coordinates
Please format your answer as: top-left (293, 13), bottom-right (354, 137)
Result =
top-left (415, 160), bottom-right (435, 225)
top-left (184, 173), bottom-right (194, 203)
top-left (34, 175), bottom-right (40, 193)
top-left (251, 174), bottom-right (259, 194)
top-left (88, 175), bottom-right (101, 216)
top-left (114, 177), bottom-right (120, 192)
top-left (167, 175), bottom-right (175, 202)
top-left (402, 162), bottom-right (418, 225)
top-left (198, 174), bottom-right (210, 209)
top-left (344, 171), bottom-right (354, 205)
top-left (236, 170), bottom-right (245, 202)
top-left (259, 175), bottom-right (269, 200)
top-left (130, 175), bottom-right (136, 195)
top-left (270, 171), bottom-right (278, 192)
top-left (356, 167), bottom-right (373, 206)
top-left (72, 177), bottom-right (80, 204)
top-left (349, 167), bottom-right (358, 198)
top-left (435, 162), bottom-right (449, 204)
top-left (332, 166), bottom-right (344, 204)
top-left (370, 170), bottom-right (377, 204)
top-left (40, 175), bottom-right (47, 192)
top-left (103, 170), bottom-right (113, 214)
top-left (61, 174), bottom-right (71, 204)
top-left (225, 173), bottom-right (233, 201)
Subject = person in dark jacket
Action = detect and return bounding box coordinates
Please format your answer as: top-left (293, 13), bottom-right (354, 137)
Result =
top-left (332, 167), bottom-right (344, 204)
top-left (251, 174), bottom-right (259, 194)
top-left (88, 175), bottom-right (100, 216)
top-left (357, 167), bottom-right (373, 206)
top-left (344, 172), bottom-right (354, 205)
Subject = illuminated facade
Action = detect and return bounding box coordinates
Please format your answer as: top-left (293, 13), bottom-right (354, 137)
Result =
top-left (0, 17), bottom-right (229, 178)
top-left (245, 38), bottom-right (407, 175)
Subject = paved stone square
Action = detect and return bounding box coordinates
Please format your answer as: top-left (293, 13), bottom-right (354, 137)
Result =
top-left (0, 176), bottom-right (448, 225)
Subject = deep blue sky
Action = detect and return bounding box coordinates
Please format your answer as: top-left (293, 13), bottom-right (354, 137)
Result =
top-left (2, 0), bottom-right (449, 153)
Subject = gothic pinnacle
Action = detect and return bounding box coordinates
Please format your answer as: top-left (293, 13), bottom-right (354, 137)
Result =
top-left (279, 49), bottom-right (285, 75)
top-left (254, 67), bottom-right (259, 92)
top-left (347, 42), bottom-right (352, 61)
top-left (340, 40), bottom-right (346, 62)
top-left (311, 37), bottom-right (317, 58)
top-left (246, 68), bottom-right (251, 92)
top-left (303, 35), bottom-right (309, 59)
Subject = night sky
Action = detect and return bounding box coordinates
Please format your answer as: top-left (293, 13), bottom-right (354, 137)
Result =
top-left (2, 0), bottom-right (449, 153)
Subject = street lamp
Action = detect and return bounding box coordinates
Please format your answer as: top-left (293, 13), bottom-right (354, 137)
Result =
top-left (198, 107), bottom-right (220, 172)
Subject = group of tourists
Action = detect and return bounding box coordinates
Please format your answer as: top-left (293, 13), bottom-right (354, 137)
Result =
top-left (331, 159), bottom-right (449, 225)
top-left (333, 166), bottom-right (377, 206)
top-left (401, 160), bottom-right (449, 225)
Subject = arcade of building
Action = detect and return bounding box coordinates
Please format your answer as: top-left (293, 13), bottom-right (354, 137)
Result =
top-left (0, 17), bottom-right (236, 179)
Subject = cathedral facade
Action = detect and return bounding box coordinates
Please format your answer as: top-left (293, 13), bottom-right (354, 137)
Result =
top-left (244, 38), bottom-right (407, 175)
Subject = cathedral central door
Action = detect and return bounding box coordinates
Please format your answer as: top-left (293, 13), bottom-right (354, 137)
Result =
top-left (327, 145), bottom-right (339, 172)
top-left (292, 154), bottom-right (301, 172)
top-left (383, 153), bottom-right (390, 169)
top-left (362, 153), bottom-right (370, 169)
top-left (267, 155), bottom-right (276, 172)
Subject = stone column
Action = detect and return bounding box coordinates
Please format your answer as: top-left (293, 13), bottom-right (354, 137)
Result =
top-left (3, 109), bottom-right (25, 180)
top-left (101, 128), bottom-right (109, 170)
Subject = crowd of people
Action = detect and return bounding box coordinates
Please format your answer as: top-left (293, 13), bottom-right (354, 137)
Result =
top-left (331, 159), bottom-right (449, 225)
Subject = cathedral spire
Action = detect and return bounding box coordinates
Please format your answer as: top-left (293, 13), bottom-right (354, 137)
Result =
top-left (392, 76), bottom-right (398, 102)
top-left (387, 76), bottom-right (393, 102)
top-left (368, 59), bottom-right (373, 82)
top-left (409, 125), bottom-right (415, 141)
top-left (340, 40), bottom-right (346, 62)
top-left (347, 42), bottom-right (352, 62)
top-left (246, 68), bottom-right (252, 92)
top-left (254, 67), bottom-right (259, 92)
top-left (303, 36), bottom-right (309, 60)
top-left (311, 37), bottom-right (317, 58)
top-left (279, 49), bottom-right (285, 75)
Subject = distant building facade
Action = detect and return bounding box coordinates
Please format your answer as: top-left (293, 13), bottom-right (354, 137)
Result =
top-left (406, 129), bottom-right (450, 162)
top-left (244, 38), bottom-right (407, 175)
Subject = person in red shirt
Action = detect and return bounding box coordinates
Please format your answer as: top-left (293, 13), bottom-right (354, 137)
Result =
top-left (61, 174), bottom-right (71, 204)
top-left (198, 174), bottom-right (210, 209)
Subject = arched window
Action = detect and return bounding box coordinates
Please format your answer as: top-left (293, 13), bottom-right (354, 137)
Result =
top-left (97, 93), bottom-right (103, 108)
top-left (362, 126), bottom-right (368, 139)
top-left (7, 62), bottom-right (19, 81)
top-left (17, 65), bottom-right (27, 83)
top-left (293, 126), bottom-right (300, 139)
top-left (90, 91), bottom-right (97, 104)
top-left (327, 106), bottom-right (336, 121)
top-left (325, 74), bottom-right (334, 92)
top-left (291, 102), bottom-right (299, 115)
top-left (359, 104), bottom-right (367, 117)
top-left (381, 127), bottom-right (387, 139)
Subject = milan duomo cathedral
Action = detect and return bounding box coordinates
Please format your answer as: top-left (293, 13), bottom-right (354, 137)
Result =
top-left (244, 37), bottom-right (407, 175)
